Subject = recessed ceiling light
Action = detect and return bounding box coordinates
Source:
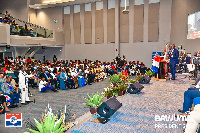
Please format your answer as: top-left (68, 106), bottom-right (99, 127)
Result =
top-left (37, 7), bottom-right (39, 8)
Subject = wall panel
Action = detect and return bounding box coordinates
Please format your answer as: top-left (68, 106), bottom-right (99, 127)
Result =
top-left (134, 5), bottom-right (144, 42)
top-left (95, 10), bottom-right (104, 43)
top-left (148, 3), bottom-right (159, 42)
top-left (107, 8), bottom-right (115, 43)
top-left (73, 13), bottom-right (81, 44)
top-left (64, 14), bottom-right (71, 44)
top-left (84, 11), bottom-right (92, 44)
top-left (120, 7), bottom-right (129, 43)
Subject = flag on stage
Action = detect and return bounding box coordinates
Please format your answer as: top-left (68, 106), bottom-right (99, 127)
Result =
top-left (164, 44), bottom-right (168, 60)
top-left (152, 55), bottom-right (161, 73)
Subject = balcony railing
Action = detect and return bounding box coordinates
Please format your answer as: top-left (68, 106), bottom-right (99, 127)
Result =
top-left (0, 13), bottom-right (53, 38)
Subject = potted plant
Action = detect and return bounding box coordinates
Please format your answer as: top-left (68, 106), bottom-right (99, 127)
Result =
top-left (27, 112), bottom-right (68, 133)
top-left (84, 92), bottom-right (104, 114)
top-left (145, 70), bottom-right (154, 77)
top-left (130, 79), bottom-right (136, 83)
top-left (136, 74), bottom-right (143, 82)
top-left (117, 83), bottom-right (127, 96)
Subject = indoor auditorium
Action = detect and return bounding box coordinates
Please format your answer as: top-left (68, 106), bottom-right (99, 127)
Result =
top-left (0, 0), bottom-right (200, 133)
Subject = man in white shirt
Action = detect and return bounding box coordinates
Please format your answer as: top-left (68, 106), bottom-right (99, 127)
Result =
top-left (39, 77), bottom-right (54, 92)
top-left (71, 68), bottom-right (78, 77)
top-left (19, 66), bottom-right (31, 105)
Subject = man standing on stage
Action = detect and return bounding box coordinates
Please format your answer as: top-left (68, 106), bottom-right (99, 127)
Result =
top-left (19, 66), bottom-right (31, 105)
top-left (169, 44), bottom-right (179, 80)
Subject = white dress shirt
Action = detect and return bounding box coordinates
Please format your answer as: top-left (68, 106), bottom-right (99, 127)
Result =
top-left (39, 80), bottom-right (47, 91)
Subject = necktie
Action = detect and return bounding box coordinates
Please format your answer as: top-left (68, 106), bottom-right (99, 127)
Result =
top-left (44, 73), bottom-right (48, 80)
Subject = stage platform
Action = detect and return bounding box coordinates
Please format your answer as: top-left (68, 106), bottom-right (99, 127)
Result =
top-left (70, 74), bottom-right (193, 133)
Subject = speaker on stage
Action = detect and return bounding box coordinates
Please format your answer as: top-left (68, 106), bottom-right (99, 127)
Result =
top-left (97, 97), bottom-right (122, 118)
top-left (139, 75), bottom-right (151, 84)
top-left (127, 82), bottom-right (144, 94)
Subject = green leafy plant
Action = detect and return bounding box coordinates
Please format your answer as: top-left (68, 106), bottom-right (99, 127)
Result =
top-left (136, 75), bottom-right (143, 82)
top-left (110, 74), bottom-right (122, 83)
top-left (84, 92), bottom-right (104, 108)
top-left (145, 70), bottom-right (154, 77)
top-left (130, 79), bottom-right (136, 83)
top-left (118, 83), bottom-right (128, 91)
top-left (27, 112), bottom-right (68, 133)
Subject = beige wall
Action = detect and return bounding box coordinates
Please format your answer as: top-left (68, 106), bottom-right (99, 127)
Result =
top-left (29, 8), bottom-right (37, 24)
top-left (84, 11), bottom-right (92, 44)
top-left (171, 0), bottom-right (200, 54)
top-left (0, 0), bottom-right (29, 22)
top-left (64, 44), bottom-right (115, 62)
top-left (107, 8), bottom-right (115, 43)
top-left (0, 24), bottom-right (10, 45)
top-left (120, 7), bottom-right (129, 43)
top-left (64, 14), bottom-right (71, 44)
top-left (95, 10), bottom-right (104, 43)
top-left (36, 6), bottom-right (63, 31)
top-left (63, 0), bottom-right (172, 68)
top-left (73, 13), bottom-right (81, 44)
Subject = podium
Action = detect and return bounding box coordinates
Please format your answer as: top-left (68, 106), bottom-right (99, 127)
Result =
top-left (158, 61), bottom-right (166, 79)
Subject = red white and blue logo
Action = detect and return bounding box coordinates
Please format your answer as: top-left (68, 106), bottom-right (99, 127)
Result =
top-left (5, 113), bottom-right (22, 127)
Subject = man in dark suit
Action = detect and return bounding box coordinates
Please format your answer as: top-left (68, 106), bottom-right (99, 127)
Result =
top-left (169, 44), bottom-right (179, 80)
top-left (40, 69), bottom-right (57, 91)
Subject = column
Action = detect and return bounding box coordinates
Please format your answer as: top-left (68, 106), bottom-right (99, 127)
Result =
top-left (115, 0), bottom-right (120, 57)
top-left (70, 5), bottom-right (74, 44)
top-left (129, 0), bottom-right (134, 43)
top-left (103, 0), bottom-right (108, 44)
top-left (143, 0), bottom-right (149, 43)
top-left (80, 4), bottom-right (85, 44)
top-left (91, 2), bottom-right (96, 44)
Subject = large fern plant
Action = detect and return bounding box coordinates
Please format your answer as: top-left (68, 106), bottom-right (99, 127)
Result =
top-left (84, 92), bottom-right (104, 108)
top-left (27, 112), bottom-right (68, 133)
top-left (110, 74), bottom-right (122, 83)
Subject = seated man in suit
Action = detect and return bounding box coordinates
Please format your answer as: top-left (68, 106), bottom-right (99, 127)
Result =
top-left (178, 76), bottom-right (200, 114)
top-left (1, 77), bottom-right (20, 108)
top-left (40, 69), bottom-right (58, 91)
top-left (39, 77), bottom-right (55, 92)
top-left (60, 69), bottom-right (75, 89)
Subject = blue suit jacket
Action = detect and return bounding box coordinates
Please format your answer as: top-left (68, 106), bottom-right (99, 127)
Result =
top-left (170, 48), bottom-right (179, 64)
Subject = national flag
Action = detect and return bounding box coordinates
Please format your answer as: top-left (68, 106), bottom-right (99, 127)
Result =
top-left (164, 44), bottom-right (168, 60)
top-left (152, 55), bottom-right (161, 73)
top-left (5, 113), bottom-right (22, 127)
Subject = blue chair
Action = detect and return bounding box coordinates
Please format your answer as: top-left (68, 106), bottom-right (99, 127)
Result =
top-left (194, 97), bottom-right (200, 106)
top-left (7, 73), bottom-right (16, 78)
top-left (82, 78), bottom-right (86, 87)
top-left (60, 79), bottom-right (66, 90)
top-left (78, 78), bottom-right (82, 87)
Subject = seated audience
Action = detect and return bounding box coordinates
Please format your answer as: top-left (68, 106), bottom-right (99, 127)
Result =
top-left (0, 95), bottom-right (10, 112)
top-left (178, 76), bottom-right (200, 114)
top-left (1, 77), bottom-right (20, 108)
top-left (60, 69), bottom-right (75, 89)
top-left (39, 77), bottom-right (55, 92)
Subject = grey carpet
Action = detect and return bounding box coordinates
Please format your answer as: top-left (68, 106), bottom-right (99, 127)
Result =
top-left (71, 74), bottom-right (193, 133)
top-left (0, 79), bottom-right (110, 133)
